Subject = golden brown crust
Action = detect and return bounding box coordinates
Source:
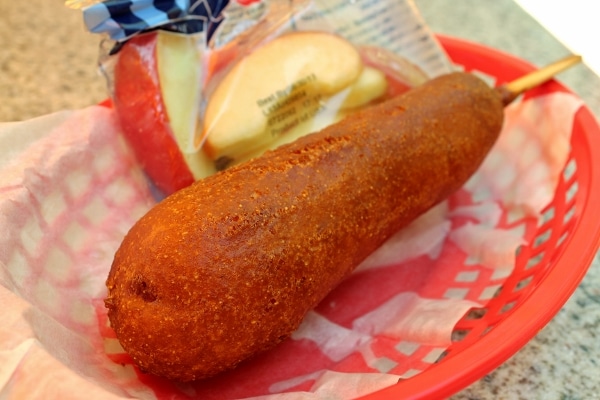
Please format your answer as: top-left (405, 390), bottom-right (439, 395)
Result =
top-left (105, 72), bottom-right (504, 381)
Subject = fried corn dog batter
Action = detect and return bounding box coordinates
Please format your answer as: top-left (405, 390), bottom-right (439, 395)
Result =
top-left (105, 72), bottom-right (504, 381)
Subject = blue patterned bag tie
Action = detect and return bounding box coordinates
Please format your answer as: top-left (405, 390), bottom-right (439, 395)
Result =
top-left (82, 0), bottom-right (243, 42)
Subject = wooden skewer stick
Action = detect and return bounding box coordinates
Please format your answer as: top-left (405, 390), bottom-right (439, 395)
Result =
top-left (498, 54), bottom-right (582, 105)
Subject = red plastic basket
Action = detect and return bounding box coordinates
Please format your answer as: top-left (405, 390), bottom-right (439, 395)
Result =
top-left (361, 35), bottom-right (600, 399)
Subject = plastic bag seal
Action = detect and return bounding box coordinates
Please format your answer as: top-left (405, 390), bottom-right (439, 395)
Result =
top-left (81, 0), bottom-right (261, 43)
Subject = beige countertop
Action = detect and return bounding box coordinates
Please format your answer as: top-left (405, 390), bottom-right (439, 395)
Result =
top-left (2, 0), bottom-right (599, 399)
top-left (0, 0), bottom-right (106, 122)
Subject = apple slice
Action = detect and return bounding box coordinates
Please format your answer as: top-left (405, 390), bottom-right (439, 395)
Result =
top-left (340, 66), bottom-right (388, 109)
top-left (156, 32), bottom-right (215, 183)
top-left (211, 65), bottom-right (389, 169)
top-left (113, 31), bottom-right (214, 195)
top-left (202, 31), bottom-right (364, 162)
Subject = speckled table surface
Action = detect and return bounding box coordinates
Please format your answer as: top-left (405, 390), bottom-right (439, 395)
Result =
top-left (2, 0), bottom-right (599, 399)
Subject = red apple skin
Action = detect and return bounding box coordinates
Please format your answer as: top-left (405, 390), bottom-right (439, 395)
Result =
top-left (113, 32), bottom-right (195, 195)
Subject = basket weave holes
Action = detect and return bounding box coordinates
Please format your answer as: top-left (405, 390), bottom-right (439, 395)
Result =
top-left (562, 158), bottom-right (577, 181)
top-left (514, 275), bottom-right (533, 292)
top-left (499, 300), bottom-right (517, 314)
top-left (479, 284), bottom-right (502, 301)
top-left (451, 329), bottom-right (471, 342)
top-left (532, 229), bottom-right (552, 248)
top-left (565, 181), bottom-right (579, 203)
top-left (537, 207), bottom-right (555, 228)
top-left (525, 251), bottom-right (545, 270)
top-left (563, 205), bottom-right (576, 225)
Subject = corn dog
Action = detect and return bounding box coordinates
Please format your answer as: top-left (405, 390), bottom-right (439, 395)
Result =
top-left (105, 72), bottom-right (504, 381)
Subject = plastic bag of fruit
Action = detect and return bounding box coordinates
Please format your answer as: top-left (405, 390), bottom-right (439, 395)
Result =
top-left (76, 0), bottom-right (452, 195)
